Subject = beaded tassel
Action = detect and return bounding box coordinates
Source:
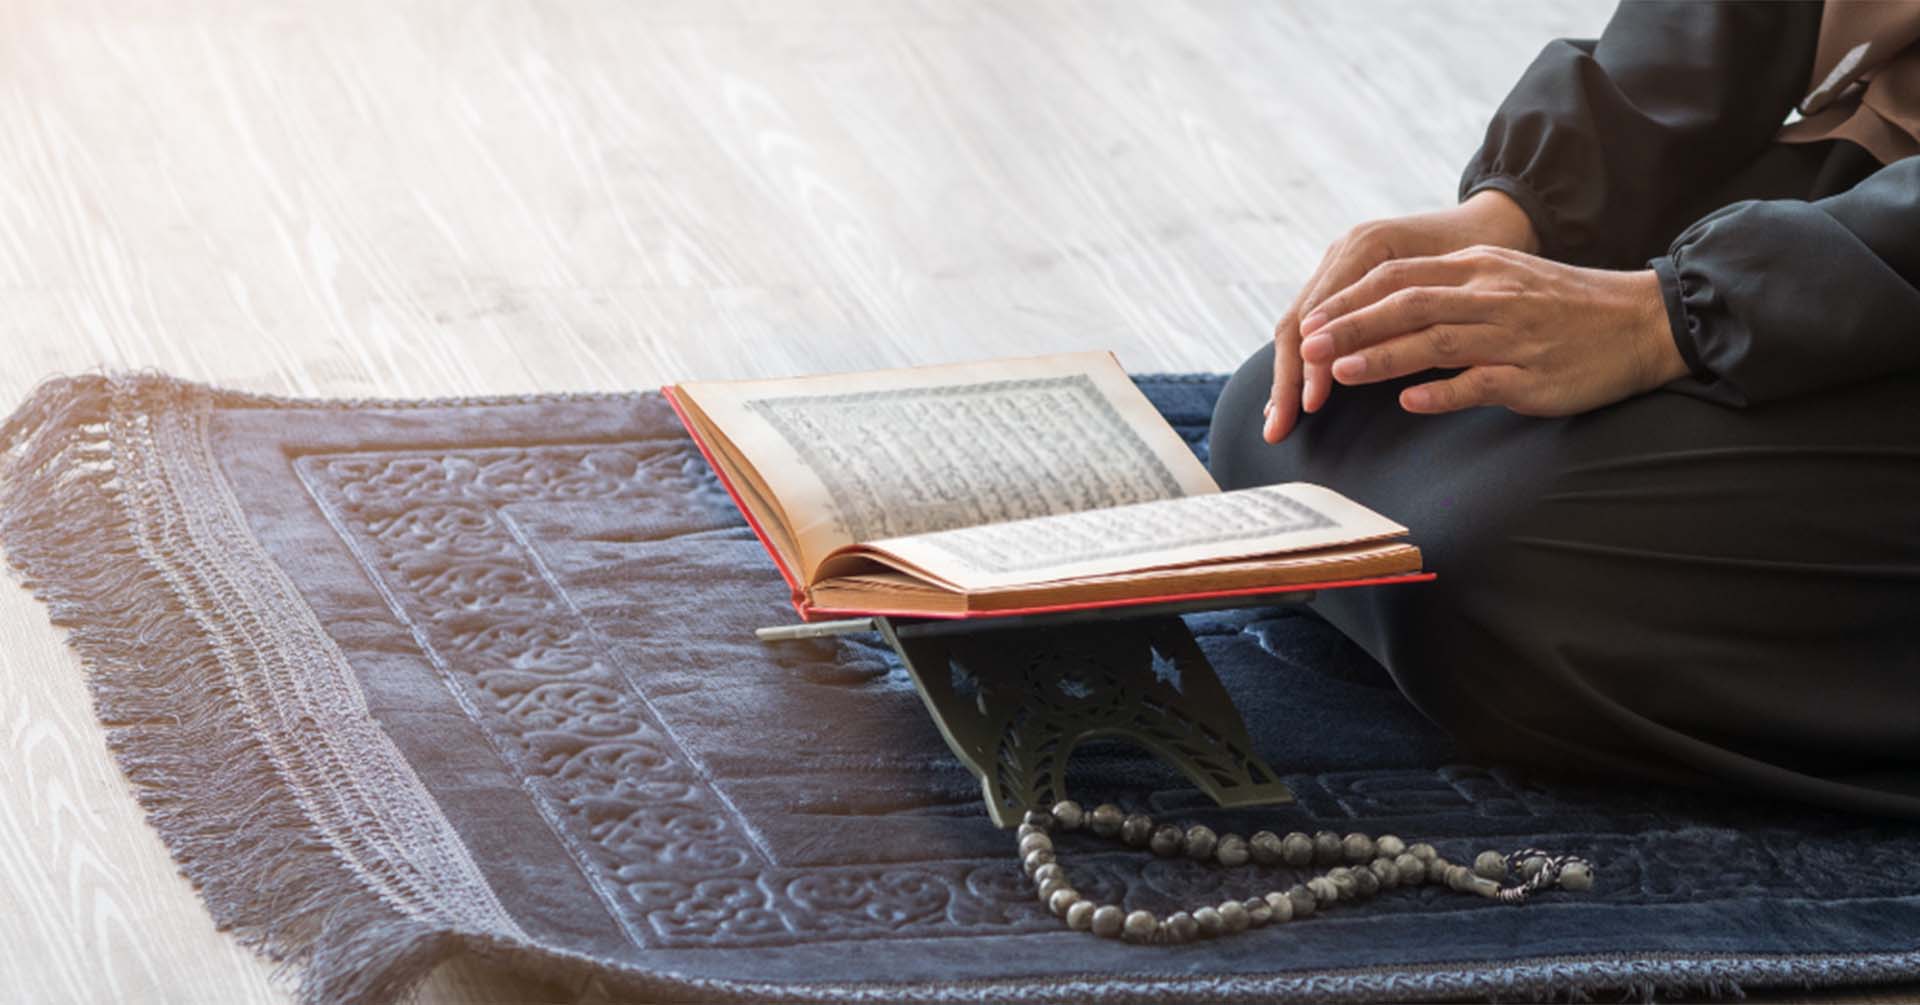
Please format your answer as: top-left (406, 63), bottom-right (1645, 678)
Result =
top-left (1017, 802), bottom-right (1596, 945)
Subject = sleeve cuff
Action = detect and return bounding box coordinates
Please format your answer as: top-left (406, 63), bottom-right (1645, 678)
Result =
top-left (1649, 255), bottom-right (1711, 382)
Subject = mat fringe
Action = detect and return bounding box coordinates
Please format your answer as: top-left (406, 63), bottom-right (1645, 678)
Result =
top-left (0, 375), bottom-right (459, 1005)
top-left (1503, 975), bottom-right (1747, 1003)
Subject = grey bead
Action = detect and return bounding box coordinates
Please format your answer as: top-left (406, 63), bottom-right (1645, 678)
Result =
top-left (1018, 832), bottom-right (1052, 858)
top-left (1048, 888), bottom-right (1081, 917)
top-left (1066, 899), bottom-right (1096, 931)
top-left (1193, 905), bottom-right (1224, 937)
top-left (1444, 864), bottom-right (1473, 891)
top-left (1280, 831), bottom-right (1314, 866)
top-left (1244, 897), bottom-right (1272, 927)
top-left (1370, 857), bottom-right (1399, 889)
top-left (1463, 874), bottom-right (1503, 898)
top-left (1327, 866), bottom-right (1357, 899)
top-left (1217, 900), bottom-right (1250, 933)
top-left (1407, 842), bottom-right (1438, 862)
top-left (1037, 877), bottom-right (1069, 904)
top-left (1149, 824), bottom-right (1184, 858)
top-left (1164, 911), bottom-right (1199, 944)
top-left (1264, 890), bottom-right (1295, 923)
top-left (1016, 822), bottom-right (1041, 842)
top-left (1091, 904), bottom-right (1125, 938)
top-left (1286, 883), bottom-right (1317, 917)
top-left (1089, 804), bottom-right (1125, 838)
top-left (1032, 863), bottom-right (1065, 888)
top-left (1474, 850), bottom-right (1508, 881)
top-left (1394, 853), bottom-right (1426, 885)
top-left (1376, 834), bottom-right (1407, 858)
top-left (1518, 855), bottom-right (1548, 880)
top-left (1123, 909), bottom-right (1157, 942)
top-left (1312, 830), bottom-right (1344, 864)
top-left (1425, 856), bottom-right (1451, 884)
top-left (1215, 833), bottom-right (1250, 868)
top-left (1184, 824), bottom-right (1218, 861)
top-left (1050, 800), bottom-right (1085, 832)
top-left (1559, 861), bottom-right (1594, 892)
top-left (1306, 876), bottom-right (1340, 905)
top-left (1023, 848), bottom-right (1055, 876)
top-left (1120, 813), bottom-right (1154, 848)
top-left (1021, 808), bottom-right (1055, 832)
top-left (1353, 865), bottom-right (1381, 898)
top-left (1249, 830), bottom-right (1284, 866)
top-left (1342, 832), bottom-right (1375, 863)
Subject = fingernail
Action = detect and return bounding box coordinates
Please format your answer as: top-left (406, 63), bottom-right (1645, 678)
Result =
top-left (1332, 355), bottom-right (1364, 381)
top-left (1262, 411), bottom-right (1278, 440)
top-left (1301, 310), bottom-right (1327, 334)
top-left (1300, 334), bottom-right (1330, 361)
top-left (1264, 398), bottom-right (1273, 416)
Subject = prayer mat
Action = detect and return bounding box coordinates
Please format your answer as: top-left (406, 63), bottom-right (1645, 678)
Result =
top-left (5, 373), bottom-right (1920, 1004)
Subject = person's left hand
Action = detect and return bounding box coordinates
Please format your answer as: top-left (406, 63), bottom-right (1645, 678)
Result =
top-left (1296, 245), bottom-right (1689, 417)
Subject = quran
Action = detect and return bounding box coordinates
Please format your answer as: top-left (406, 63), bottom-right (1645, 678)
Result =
top-left (664, 351), bottom-right (1427, 619)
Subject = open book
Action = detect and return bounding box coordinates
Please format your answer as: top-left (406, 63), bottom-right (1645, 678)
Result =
top-left (664, 351), bottom-right (1428, 619)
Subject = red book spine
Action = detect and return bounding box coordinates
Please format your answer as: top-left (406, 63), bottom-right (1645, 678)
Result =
top-left (802, 571), bottom-right (1436, 621)
top-left (662, 386), bottom-right (810, 614)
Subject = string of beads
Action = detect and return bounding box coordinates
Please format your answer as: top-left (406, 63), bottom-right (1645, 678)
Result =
top-left (1019, 800), bottom-right (1595, 944)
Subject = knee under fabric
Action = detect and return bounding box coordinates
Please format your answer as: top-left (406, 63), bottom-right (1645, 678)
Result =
top-left (1202, 342), bottom-right (1920, 817)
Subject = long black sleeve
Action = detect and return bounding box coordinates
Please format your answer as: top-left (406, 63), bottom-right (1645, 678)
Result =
top-left (1653, 155), bottom-right (1920, 406)
top-left (1460, 2), bottom-right (1821, 268)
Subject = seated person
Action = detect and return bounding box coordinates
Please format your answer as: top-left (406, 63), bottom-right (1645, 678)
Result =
top-left (1209, 1), bottom-right (1920, 816)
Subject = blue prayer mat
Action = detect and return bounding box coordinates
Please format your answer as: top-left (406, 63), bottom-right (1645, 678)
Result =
top-left (3, 372), bottom-right (1915, 1004)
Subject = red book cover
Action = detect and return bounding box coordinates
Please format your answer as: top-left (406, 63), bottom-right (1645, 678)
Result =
top-left (662, 385), bottom-right (1433, 621)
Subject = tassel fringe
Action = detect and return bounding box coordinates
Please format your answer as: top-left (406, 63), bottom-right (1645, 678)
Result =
top-left (0, 375), bottom-right (458, 1005)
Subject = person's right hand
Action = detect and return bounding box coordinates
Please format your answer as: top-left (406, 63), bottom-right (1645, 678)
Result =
top-left (1263, 189), bottom-right (1540, 442)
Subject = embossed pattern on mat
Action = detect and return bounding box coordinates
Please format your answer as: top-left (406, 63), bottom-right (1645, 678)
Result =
top-left (4, 373), bottom-right (1920, 1004)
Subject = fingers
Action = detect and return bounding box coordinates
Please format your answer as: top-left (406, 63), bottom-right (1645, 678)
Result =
top-left (1328, 323), bottom-right (1495, 385)
top-left (1293, 263), bottom-right (1343, 417)
top-left (1399, 365), bottom-right (1522, 414)
top-left (1267, 241), bottom-right (1347, 438)
top-left (1264, 312), bottom-right (1302, 443)
top-left (1296, 245), bottom-right (1394, 414)
top-left (1301, 253), bottom-right (1482, 338)
top-left (1303, 279), bottom-right (1490, 365)
top-left (1270, 229), bottom-right (1490, 433)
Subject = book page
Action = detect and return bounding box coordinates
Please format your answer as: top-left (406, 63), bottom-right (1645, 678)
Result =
top-left (807, 540), bottom-right (1421, 617)
top-left (675, 352), bottom-right (1218, 578)
top-left (858, 483), bottom-right (1407, 592)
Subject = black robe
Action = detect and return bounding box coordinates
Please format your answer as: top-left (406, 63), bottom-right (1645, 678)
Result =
top-left (1460, 0), bottom-right (1920, 407)
top-left (1209, 1), bottom-right (1920, 817)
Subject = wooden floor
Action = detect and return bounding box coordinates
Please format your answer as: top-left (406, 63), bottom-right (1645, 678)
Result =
top-left (16, 1), bottom-right (1881, 1002)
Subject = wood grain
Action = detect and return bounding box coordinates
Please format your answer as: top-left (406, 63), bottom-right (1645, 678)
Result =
top-left (31, 2), bottom-right (1893, 1002)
